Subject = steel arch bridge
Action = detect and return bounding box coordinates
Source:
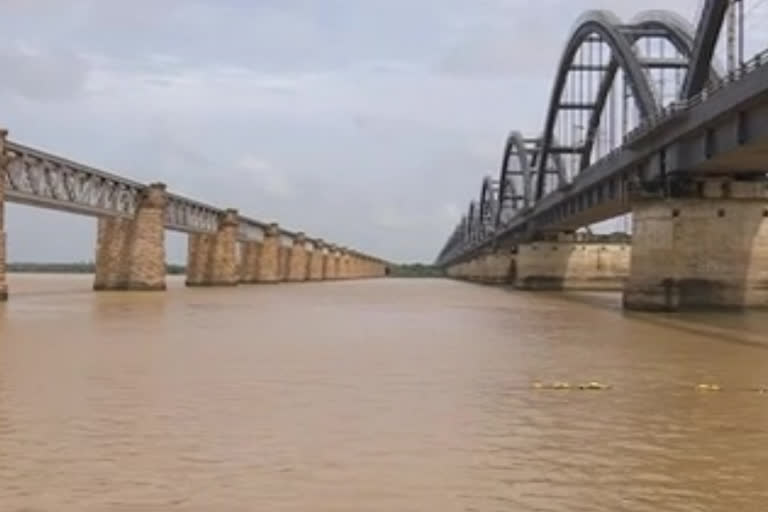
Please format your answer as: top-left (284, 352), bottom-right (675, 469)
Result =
top-left (436, 1), bottom-right (765, 267)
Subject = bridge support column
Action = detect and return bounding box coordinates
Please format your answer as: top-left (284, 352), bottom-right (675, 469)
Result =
top-left (516, 234), bottom-right (630, 290)
top-left (0, 129), bottom-right (7, 301)
top-left (349, 255), bottom-right (359, 279)
top-left (308, 240), bottom-right (325, 281)
top-left (255, 223), bottom-right (282, 283)
top-left (321, 246), bottom-right (332, 280)
top-left (186, 209), bottom-right (240, 286)
top-left (278, 244), bottom-right (291, 281)
top-left (286, 232), bottom-right (308, 282)
top-left (624, 179), bottom-right (768, 310)
top-left (477, 251), bottom-right (515, 284)
top-left (340, 250), bottom-right (351, 279)
top-left (93, 183), bottom-right (168, 291)
top-left (239, 240), bottom-right (261, 284)
top-left (325, 245), bottom-right (339, 279)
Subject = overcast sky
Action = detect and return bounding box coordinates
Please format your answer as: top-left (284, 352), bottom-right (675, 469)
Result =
top-left (3, 0), bottom-right (763, 263)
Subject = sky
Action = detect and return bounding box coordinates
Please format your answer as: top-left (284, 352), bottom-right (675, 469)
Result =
top-left (1, 0), bottom-right (764, 263)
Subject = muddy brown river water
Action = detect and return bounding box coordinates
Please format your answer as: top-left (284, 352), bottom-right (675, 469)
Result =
top-left (1, 274), bottom-right (768, 511)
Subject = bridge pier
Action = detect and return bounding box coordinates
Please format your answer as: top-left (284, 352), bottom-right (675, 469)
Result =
top-left (338, 249), bottom-right (350, 279)
top-left (322, 245), bottom-right (334, 279)
top-left (239, 240), bottom-right (261, 284)
top-left (308, 240), bottom-right (325, 281)
top-left (478, 251), bottom-right (515, 284)
top-left (516, 234), bottom-right (629, 290)
top-left (93, 183), bottom-right (168, 291)
top-left (253, 223), bottom-right (282, 283)
top-left (624, 179), bottom-right (768, 310)
top-left (286, 233), bottom-right (309, 282)
top-left (325, 245), bottom-right (340, 279)
top-left (186, 209), bottom-right (240, 287)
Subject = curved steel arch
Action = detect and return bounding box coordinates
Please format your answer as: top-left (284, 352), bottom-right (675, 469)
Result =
top-left (535, 10), bottom-right (659, 200)
top-left (494, 131), bottom-right (536, 229)
top-left (578, 10), bottom-right (717, 170)
top-left (466, 201), bottom-right (479, 243)
top-left (478, 176), bottom-right (499, 236)
top-left (681, 0), bottom-right (728, 99)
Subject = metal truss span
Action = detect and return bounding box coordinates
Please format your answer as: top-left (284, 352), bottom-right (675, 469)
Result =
top-left (1, 141), bottom-right (360, 250)
top-left (5, 141), bottom-right (144, 218)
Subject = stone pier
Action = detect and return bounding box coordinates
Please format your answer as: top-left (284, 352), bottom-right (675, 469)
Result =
top-left (186, 209), bottom-right (240, 287)
top-left (624, 178), bottom-right (768, 310)
top-left (93, 183), bottom-right (168, 291)
top-left (516, 234), bottom-right (630, 290)
top-left (278, 243), bottom-right (290, 281)
top-left (0, 130), bottom-right (7, 301)
top-left (287, 232), bottom-right (309, 282)
top-left (339, 249), bottom-right (351, 279)
top-left (254, 223), bottom-right (282, 283)
top-left (308, 240), bottom-right (326, 281)
top-left (325, 245), bottom-right (340, 279)
top-left (239, 239), bottom-right (261, 284)
top-left (476, 251), bottom-right (515, 284)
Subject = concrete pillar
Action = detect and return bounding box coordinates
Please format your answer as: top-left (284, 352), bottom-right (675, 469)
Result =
top-left (477, 251), bottom-right (515, 284)
top-left (339, 249), bottom-right (351, 279)
top-left (186, 208), bottom-right (240, 286)
top-left (93, 183), bottom-right (168, 291)
top-left (255, 223), bottom-right (282, 283)
top-left (0, 129), bottom-right (7, 301)
top-left (324, 245), bottom-right (338, 279)
top-left (624, 179), bottom-right (768, 310)
top-left (240, 240), bottom-right (261, 283)
top-left (286, 232), bottom-right (308, 282)
top-left (466, 258), bottom-right (483, 281)
top-left (515, 235), bottom-right (629, 290)
top-left (278, 244), bottom-right (290, 281)
top-left (308, 240), bottom-right (325, 281)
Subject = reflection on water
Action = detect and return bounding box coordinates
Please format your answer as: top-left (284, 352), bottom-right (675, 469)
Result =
top-left (1, 274), bottom-right (768, 511)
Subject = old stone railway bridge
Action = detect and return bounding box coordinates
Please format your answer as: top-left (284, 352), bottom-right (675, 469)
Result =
top-left (0, 131), bottom-right (388, 301)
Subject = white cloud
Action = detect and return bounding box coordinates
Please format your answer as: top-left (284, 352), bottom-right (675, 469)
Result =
top-left (238, 156), bottom-right (295, 200)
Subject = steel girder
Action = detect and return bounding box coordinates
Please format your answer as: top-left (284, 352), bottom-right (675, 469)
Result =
top-left (681, 0), bottom-right (728, 99)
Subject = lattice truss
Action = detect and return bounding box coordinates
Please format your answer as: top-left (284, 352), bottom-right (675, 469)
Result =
top-left (4, 142), bottom-right (141, 217)
top-left (165, 195), bottom-right (221, 233)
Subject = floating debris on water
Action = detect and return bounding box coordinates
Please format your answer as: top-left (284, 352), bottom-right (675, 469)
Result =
top-left (696, 384), bottom-right (722, 392)
top-left (578, 381), bottom-right (611, 390)
top-left (532, 381), bottom-right (610, 391)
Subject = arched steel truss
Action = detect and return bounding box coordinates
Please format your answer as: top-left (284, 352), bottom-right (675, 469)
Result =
top-left (534, 9), bottom-right (714, 199)
top-left (478, 176), bottom-right (499, 236)
top-left (437, 6), bottom-right (727, 266)
top-left (681, 0), bottom-right (728, 99)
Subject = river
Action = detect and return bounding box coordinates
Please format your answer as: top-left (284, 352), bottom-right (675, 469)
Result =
top-left (1, 274), bottom-right (768, 511)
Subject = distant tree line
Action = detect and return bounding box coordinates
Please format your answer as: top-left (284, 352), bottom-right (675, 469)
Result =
top-left (7, 262), bottom-right (187, 275)
top-left (388, 263), bottom-right (444, 278)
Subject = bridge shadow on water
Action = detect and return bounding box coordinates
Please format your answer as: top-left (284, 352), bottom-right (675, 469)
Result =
top-left (489, 283), bottom-right (768, 350)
